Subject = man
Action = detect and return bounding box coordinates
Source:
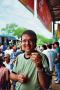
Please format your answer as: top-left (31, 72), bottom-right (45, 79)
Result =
top-left (10, 45), bottom-right (22, 63)
top-left (10, 30), bottom-right (48, 90)
top-left (3, 54), bottom-right (13, 72)
top-left (53, 42), bottom-right (60, 84)
top-left (42, 44), bottom-right (56, 72)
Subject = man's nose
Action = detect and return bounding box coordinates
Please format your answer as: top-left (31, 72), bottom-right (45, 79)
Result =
top-left (25, 41), bottom-right (30, 44)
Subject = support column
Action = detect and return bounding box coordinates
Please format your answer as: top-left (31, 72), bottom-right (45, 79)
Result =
top-left (53, 20), bottom-right (57, 42)
top-left (34, 0), bottom-right (37, 18)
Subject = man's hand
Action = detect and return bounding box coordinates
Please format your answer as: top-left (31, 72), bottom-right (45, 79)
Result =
top-left (30, 52), bottom-right (42, 68)
top-left (17, 74), bottom-right (29, 83)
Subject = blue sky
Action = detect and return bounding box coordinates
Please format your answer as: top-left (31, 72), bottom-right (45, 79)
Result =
top-left (0, 0), bottom-right (53, 38)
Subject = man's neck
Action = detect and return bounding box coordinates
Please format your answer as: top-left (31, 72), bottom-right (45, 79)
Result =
top-left (24, 51), bottom-right (31, 59)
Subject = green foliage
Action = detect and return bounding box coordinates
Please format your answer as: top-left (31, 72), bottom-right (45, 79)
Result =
top-left (1, 24), bottom-right (18, 34)
top-left (13, 27), bottom-right (26, 38)
top-left (37, 34), bottom-right (53, 45)
top-left (1, 23), bottom-right (26, 37)
top-left (1, 23), bottom-right (53, 45)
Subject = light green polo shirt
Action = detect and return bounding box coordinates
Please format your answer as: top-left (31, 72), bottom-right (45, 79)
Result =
top-left (13, 53), bottom-right (40, 90)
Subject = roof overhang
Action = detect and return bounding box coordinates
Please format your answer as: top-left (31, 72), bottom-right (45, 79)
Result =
top-left (18, 0), bottom-right (52, 32)
top-left (46, 0), bottom-right (60, 21)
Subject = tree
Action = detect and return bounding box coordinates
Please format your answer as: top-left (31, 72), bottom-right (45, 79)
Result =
top-left (1, 24), bottom-right (18, 34)
top-left (13, 27), bottom-right (26, 38)
top-left (1, 23), bottom-right (26, 37)
top-left (37, 34), bottom-right (53, 45)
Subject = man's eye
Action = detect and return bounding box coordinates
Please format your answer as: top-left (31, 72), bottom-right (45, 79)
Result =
top-left (22, 40), bottom-right (26, 42)
top-left (22, 40), bottom-right (33, 44)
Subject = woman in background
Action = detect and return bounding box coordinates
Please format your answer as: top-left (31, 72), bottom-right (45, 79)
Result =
top-left (0, 57), bottom-right (10, 90)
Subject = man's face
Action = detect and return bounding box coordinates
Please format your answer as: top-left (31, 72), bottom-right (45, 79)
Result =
top-left (13, 45), bottom-right (17, 52)
top-left (21, 34), bottom-right (36, 52)
top-left (54, 44), bottom-right (58, 49)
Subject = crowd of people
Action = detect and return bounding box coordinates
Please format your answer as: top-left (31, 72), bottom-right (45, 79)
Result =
top-left (0, 30), bottom-right (60, 90)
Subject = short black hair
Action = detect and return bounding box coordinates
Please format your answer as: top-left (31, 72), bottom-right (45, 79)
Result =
top-left (21, 30), bottom-right (37, 43)
top-left (47, 44), bottom-right (52, 49)
top-left (42, 45), bottom-right (47, 50)
top-left (54, 42), bottom-right (59, 47)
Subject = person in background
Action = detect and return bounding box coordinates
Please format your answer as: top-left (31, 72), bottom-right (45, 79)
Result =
top-left (10, 45), bottom-right (22, 63)
top-left (0, 46), bottom-right (4, 61)
top-left (0, 56), bottom-right (10, 90)
top-left (10, 30), bottom-right (50, 90)
top-left (3, 54), bottom-right (13, 72)
top-left (42, 45), bottom-right (47, 51)
top-left (2, 44), bottom-right (7, 51)
top-left (53, 42), bottom-right (60, 84)
top-left (4, 45), bottom-right (13, 55)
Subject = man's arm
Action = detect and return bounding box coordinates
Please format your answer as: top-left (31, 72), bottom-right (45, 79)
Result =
top-left (31, 52), bottom-right (48, 90)
top-left (37, 67), bottom-right (47, 90)
top-left (10, 72), bottom-right (29, 83)
top-left (10, 72), bottom-right (18, 81)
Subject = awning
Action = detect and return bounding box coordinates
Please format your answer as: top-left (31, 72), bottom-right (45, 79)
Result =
top-left (0, 35), bottom-right (17, 40)
top-left (46, 0), bottom-right (60, 21)
top-left (18, 0), bottom-right (52, 32)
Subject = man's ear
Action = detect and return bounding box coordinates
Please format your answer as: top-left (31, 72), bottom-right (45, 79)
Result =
top-left (33, 43), bottom-right (36, 49)
top-left (20, 43), bottom-right (25, 52)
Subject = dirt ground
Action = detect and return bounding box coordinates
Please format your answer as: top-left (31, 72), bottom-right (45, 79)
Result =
top-left (52, 74), bottom-right (60, 90)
